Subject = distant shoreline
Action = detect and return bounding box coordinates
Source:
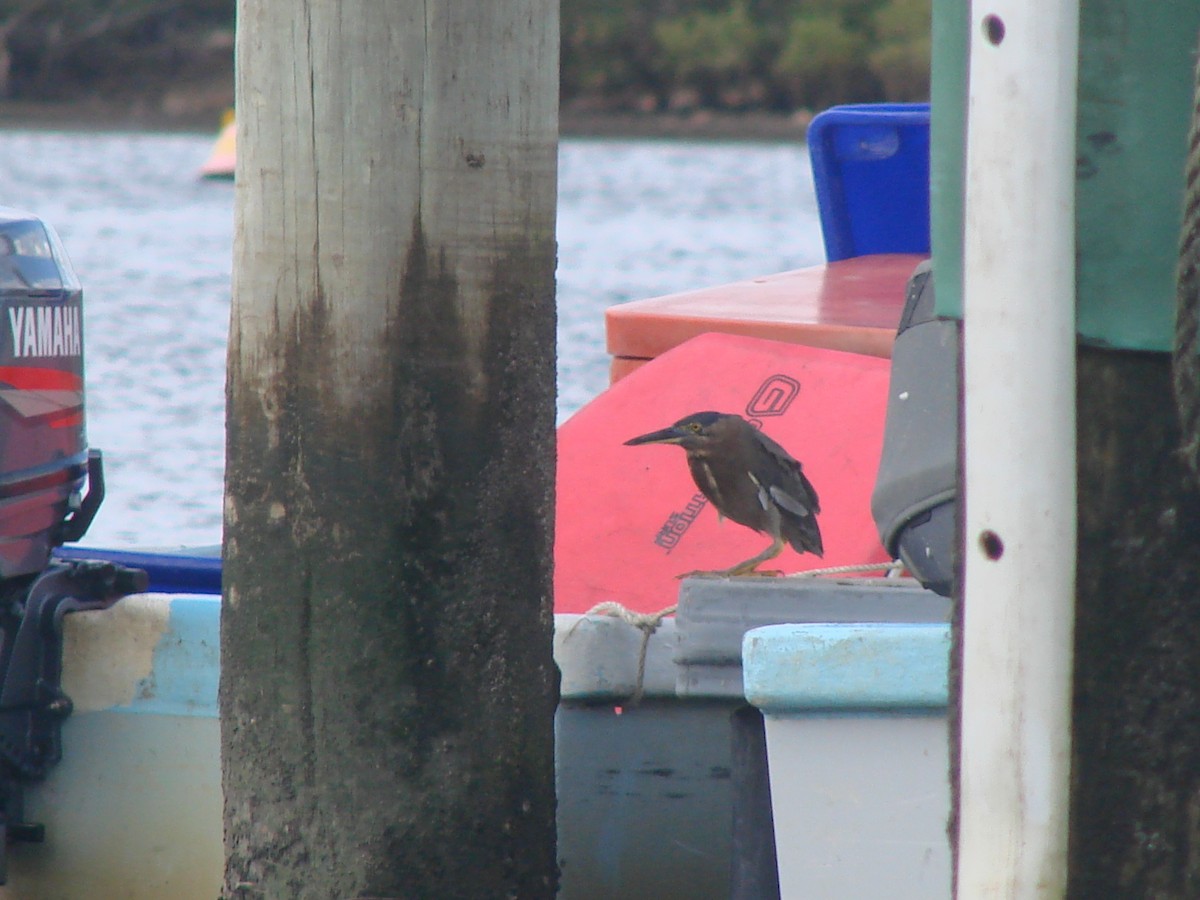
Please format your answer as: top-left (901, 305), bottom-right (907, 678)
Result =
top-left (0, 99), bottom-right (813, 144)
top-left (560, 108), bottom-right (812, 143)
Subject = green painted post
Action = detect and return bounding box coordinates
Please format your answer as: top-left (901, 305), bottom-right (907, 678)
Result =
top-left (928, 0), bottom-right (967, 322)
top-left (934, 0), bottom-right (1200, 348)
top-left (1074, 2), bottom-right (1200, 350)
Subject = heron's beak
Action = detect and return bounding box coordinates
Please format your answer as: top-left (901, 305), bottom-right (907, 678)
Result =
top-left (624, 426), bottom-right (685, 446)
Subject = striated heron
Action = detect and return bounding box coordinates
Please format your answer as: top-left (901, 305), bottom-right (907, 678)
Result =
top-left (625, 411), bottom-right (823, 576)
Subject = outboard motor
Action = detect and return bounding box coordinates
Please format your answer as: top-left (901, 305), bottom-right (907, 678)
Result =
top-left (871, 260), bottom-right (957, 597)
top-left (0, 208), bottom-right (145, 879)
top-left (0, 207), bottom-right (101, 569)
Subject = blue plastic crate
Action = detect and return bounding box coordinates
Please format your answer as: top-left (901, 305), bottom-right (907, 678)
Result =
top-left (807, 103), bottom-right (931, 262)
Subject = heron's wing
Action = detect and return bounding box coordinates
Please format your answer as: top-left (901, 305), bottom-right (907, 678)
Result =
top-left (768, 483), bottom-right (814, 518)
top-left (753, 430), bottom-right (820, 515)
top-left (753, 430), bottom-right (824, 556)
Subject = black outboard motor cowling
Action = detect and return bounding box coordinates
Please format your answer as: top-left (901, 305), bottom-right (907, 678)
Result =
top-left (0, 207), bottom-right (102, 576)
top-left (871, 260), bottom-right (957, 597)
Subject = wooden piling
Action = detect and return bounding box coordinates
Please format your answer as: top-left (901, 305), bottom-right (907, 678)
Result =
top-left (219, 3), bottom-right (559, 897)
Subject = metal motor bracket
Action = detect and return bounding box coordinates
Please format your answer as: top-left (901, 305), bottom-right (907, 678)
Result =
top-left (59, 449), bottom-right (106, 545)
top-left (0, 558), bottom-right (148, 883)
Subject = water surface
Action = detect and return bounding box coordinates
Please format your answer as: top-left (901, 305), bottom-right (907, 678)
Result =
top-left (0, 131), bottom-right (822, 546)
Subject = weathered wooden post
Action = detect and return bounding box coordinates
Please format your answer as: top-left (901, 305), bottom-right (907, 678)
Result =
top-left (220, 2), bottom-right (559, 897)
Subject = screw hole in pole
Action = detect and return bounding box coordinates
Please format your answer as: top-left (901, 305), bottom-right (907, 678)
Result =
top-left (979, 530), bottom-right (1005, 560)
top-left (982, 14), bottom-right (1006, 45)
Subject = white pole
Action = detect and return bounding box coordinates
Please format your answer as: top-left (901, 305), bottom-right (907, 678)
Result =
top-left (958, 0), bottom-right (1079, 895)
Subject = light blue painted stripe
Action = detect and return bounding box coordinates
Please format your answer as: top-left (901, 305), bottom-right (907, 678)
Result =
top-left (742, 622), bottom-right (950, 712)
top-left (124, 595), bottom-right (220, 718)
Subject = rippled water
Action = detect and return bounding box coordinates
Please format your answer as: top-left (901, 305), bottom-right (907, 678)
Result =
top-left (0, 130), bottom-right (822, 547)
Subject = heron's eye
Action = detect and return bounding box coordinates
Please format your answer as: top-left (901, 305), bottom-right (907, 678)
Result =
top-left (687, 422), bottom-right (702, 433)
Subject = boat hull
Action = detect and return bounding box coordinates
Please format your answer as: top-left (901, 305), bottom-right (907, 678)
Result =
top-left (2, 578), bottom-right (949, 898)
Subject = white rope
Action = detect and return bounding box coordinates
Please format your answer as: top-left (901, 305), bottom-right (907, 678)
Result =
top-left (568, 561), bottom-right (905, 702)
top-left (576, 600), bottom-right (678, 631)
top-left (571, 601), bottom-right (677, 706)
top-left (783, 559), bottom-right (907, 579)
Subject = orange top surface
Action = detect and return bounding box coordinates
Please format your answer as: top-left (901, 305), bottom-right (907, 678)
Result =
top-left (605, 253), bottom-right (926, 361)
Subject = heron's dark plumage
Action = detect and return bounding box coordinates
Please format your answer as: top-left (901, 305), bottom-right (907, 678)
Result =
top-left (625, 411), bottom-right (823, 574)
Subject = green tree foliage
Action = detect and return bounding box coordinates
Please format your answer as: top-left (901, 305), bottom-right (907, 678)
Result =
top-left (560, 0), bottom-right (666, 109)
top-left (773, 13), bottom-right (874, 109)
top-left (653, 1), bottom-right (766, 108)
top-left (869, 0), bottom-right (933, 100)
top-left (4, 0), bottom-right (931, 115)
top-left (1, 0), bottom-right (232, 101)
top-left (564, 0), bottom-right (931, 113)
